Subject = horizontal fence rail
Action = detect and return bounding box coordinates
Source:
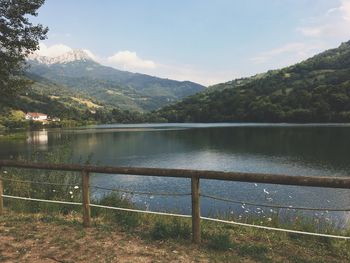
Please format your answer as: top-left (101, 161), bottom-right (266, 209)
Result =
top-left (0, 159), bottom-right (350, 243)
top-left (1, 160), bottom-right (350, 188)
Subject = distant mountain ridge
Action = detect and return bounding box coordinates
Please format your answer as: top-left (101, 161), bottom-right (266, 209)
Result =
top-left (26, 50), bottom-right (205, 111)
top-left (158, 40), bottom-right (350, 123)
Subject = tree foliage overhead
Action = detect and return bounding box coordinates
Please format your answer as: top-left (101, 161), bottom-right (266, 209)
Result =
top-left (0, 0), bottom-right (48, 97)
top-left (157, 41), bottom-right (350, 123)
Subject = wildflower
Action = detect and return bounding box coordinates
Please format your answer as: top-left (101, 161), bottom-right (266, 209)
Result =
top-left (52, 190), bottom-right (56, 192)
top-left (3, 170), bottom-right (8, 174)
top-left (69, 191), bottom-right (73, 195)
top-left (74, 186), bottom-right (79, 189)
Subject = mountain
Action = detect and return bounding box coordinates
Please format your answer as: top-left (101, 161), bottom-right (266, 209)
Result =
top-left (29, 49), bottom-right (94, 64)
top-left (157, 41), bottom-right (350, 123)
top-left (27, 50), bottom-right (205, 112)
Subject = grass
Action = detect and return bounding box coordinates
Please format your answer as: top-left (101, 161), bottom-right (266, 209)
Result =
top-left (1, 186), bottom-right (350, 262)
top-left (149, 219), bottom-right (191, 240)
top-left (71, 97), bottom-right (102, 109)
top-left (1, 158), bottom-right (350, 262)
top-left (1, 207), bottom-right (349, 262)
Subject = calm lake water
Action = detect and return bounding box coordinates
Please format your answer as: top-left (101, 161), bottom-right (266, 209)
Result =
top-left (1, 123), bottom-right (350, 227)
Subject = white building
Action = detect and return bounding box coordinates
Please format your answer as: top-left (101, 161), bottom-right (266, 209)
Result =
top-left (25, 112), bottom-right (48, 121)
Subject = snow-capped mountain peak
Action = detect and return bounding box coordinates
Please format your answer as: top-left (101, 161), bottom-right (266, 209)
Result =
top-left (29, 49), bottom-right (95, 65)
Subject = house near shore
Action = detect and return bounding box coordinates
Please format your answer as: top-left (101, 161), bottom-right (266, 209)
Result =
top-left (25, 112), bottom-right (48, 121)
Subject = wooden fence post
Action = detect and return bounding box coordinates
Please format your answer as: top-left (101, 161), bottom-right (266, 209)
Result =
top-left (82, 170), bottom-right (91, 227)
top-left (191, 176), bottom-right (201, 244)
top-left (0, 175), bottom-right (3, 216)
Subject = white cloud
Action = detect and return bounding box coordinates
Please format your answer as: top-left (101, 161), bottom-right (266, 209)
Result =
top-left (107, 51), bottom-right (156, 70)
top-left (297, 0), bottom-right (350, 38)
top-left (340, 0), bottom-right (350, 20)
top-left (34, 43), bottom-right (73, 57)
top-left (32, 44), bottom-right (233, 85)
top-left (106, 51), bottom-right (236, 85)
top-left (250, 42), bottom-right (325, 64)
top-left (82, 49), bottom-right (98, 61)
top-left (253, 0), bottom-right (350, 70)
top-left (152, 63), bottom-right (237, 86)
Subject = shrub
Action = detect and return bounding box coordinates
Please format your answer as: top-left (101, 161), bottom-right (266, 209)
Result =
top-left (207, 231), bottom-right (235, 251)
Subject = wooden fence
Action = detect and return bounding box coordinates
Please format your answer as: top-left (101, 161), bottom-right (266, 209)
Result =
top-left (0, 159), bottom-right (350, 244)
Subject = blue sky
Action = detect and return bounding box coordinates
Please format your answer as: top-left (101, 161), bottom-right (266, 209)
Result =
top-left (32, 0), bottom-right (350, 85)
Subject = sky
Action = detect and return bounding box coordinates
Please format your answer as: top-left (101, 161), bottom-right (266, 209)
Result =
top-left (31, 0), bottom-right (350, 86)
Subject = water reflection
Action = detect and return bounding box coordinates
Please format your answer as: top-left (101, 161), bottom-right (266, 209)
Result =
top-left (0, 124), bottom-right (350, 227)
top-left (26, 130), bottom-right (49, 151)
top-left (27, 130), bottom-right (48, 144)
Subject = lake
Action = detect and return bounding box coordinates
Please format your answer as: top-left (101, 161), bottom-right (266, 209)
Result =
top-left (1, 123), bottom-right (350, 227)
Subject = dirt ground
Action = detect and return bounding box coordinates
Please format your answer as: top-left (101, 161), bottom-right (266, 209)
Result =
top-left (1, 212), bottom-right (349, 263)
top-left (0, 214), bottom-right (215, 263)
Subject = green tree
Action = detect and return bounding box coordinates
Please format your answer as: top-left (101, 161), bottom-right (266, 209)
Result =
top-left (0, 0), bottom-right (48, 97)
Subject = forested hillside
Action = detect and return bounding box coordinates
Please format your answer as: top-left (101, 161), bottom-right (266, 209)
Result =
top-left (158, 41), bottom-right (350, 123)
top-left (0, 74), bottom-right (163, 129)
top-left (27, 51), bottom-right (205, 112)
